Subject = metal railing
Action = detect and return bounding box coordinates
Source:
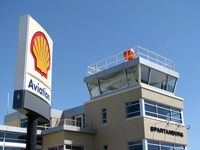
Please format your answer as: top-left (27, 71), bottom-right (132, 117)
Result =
top-left (87, 46), bottom-right (175, 75)
top-left (37, 118), bottom-right (84, 130)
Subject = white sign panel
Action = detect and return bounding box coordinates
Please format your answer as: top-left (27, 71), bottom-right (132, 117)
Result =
top-left (15, 15), bottom-right (53, 105)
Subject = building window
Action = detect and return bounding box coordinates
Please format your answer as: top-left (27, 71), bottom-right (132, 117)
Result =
top-left (86, 65), bottom-right (139, 98)
top-left (126, 100), bottom-right (140, 118)
top-left (1, 148), bottom-right (26, 150)
top-left (166, 75), bottom-right (177, 92)
top-left (48, 146), bottom-right (63, 150)
top-left (4, 132), bottom-right (26, 143)
top-left (147, 140), bottom-right (186, 150)
top-left (99, 70), bottom-right (126, 94)
top-left (83, 114), bottom-right (85, 127)
top-left (126, 65), bottom-right (138, 85)
top-left (0, 132), bottom-right (42, 146)
top-left (0, 132), bottom-right (4, 142)
top-left (87, 80), bottom-right (100, 97)
top-left (102, 108), bottom-right (107, 124)
top-left (140, 65), bottom-right (177, 93)
top-left (144, 100), bottom-right (182, 123)
top-left (141, 65), bottom-right (150, 84)
top-left (104, 145), bottom-right (108, 150)
top-left (74, 115), bottom-right (84, 127)
top-left (20, 118), bottom-right (28, 128)
top-left (65, 145), bottom-right (84, 150)
top-left (149, 69), bottom-right (167, 90)
top-left (128, 140), bottom-right (143, 150)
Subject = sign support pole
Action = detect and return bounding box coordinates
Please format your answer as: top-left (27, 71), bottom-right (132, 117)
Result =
top-left (26, 114), bottom-right (38, 150)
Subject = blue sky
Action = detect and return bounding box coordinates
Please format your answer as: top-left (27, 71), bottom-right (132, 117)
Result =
top-left (0, 0), bottom-right (199, 149)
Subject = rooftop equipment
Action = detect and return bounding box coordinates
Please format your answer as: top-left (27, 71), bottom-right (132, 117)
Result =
top-left (123, 48), bottom-right (138, 61)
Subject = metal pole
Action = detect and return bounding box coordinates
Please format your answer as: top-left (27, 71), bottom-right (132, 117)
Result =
top-left (26, 114), bottom-right (38, 150)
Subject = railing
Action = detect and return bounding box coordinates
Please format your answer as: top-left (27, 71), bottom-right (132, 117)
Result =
top-left (38, 118), bottom-right (84, 130)
top-left (87, 46), bottom-right (175, 75)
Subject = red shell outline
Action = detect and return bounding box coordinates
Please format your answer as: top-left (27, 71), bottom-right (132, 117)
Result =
top-left (30, 31), bottom-right (51, 79)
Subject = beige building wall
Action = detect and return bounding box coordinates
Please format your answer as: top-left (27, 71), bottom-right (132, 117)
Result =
top-left (64, 131), bottom-right (94, 150)
top-left (85, 87), bottom-right (142, 128)
top-left (42, 131), bottom-right (65, 150)
top-left (141, 87), bottom-right (184, 109)
top-left (85, 88), bottom-right (144, 149)
top-left (85, 86), bottom-right (186, 149)
top-left (5, 119), bottom-right (20, 127)
top-left (42, 131), bottom-right (95, 150)
top-left (143, 117), bottom-right (187, 145)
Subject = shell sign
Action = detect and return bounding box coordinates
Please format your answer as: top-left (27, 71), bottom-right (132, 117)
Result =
top-left (30, 32), bottom-right (50, 79)
top-left (14, 15), bottom-right (53, 107)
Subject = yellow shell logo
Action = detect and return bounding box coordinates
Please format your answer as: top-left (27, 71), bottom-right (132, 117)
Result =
top-left (30, 32), bottom-right (50, 79)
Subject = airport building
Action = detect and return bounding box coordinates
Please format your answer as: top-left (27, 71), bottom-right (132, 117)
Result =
top-left (2, 46), bottom-right (187, 150)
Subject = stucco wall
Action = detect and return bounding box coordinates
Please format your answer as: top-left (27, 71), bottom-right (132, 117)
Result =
top-left (84, 86), bottom-right (186, 149)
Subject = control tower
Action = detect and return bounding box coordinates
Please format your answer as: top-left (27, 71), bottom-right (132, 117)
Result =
top-left (84, 46), bottom-right (187, 150)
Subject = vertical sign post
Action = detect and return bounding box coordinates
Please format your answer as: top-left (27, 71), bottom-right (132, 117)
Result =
top-left (13, 15), bottom-right (53, 150)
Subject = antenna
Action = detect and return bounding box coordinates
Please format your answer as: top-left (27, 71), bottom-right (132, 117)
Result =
top-left (165, 39), bottom-right (174, 63)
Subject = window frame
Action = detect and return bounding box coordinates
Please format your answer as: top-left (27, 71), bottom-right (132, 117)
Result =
top-left (149, 68), bottom-right (168, 90)
top-left (86, 65), bottom-right (139, 98)
top-left (144, 99), bottom-right (183, 124)
top-left (140, 65), bottom-right (177, 93)
top-left (147, 140), bottom-right (186, 150)
top-left (166, 75), bottom-right (177, 93)
top-left (126, 100), bottom-right (141, 119)
top-left (99, 70), bottom-right (127, 95)
top-left (128, 140), bottom-right (143, 150)
top-left (74, 114), bottom-right (84, 128)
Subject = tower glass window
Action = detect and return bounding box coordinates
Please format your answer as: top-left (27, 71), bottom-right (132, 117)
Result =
top-left (126, 65), bottom-right (138, 85)
top-left (87, 80), bottom-right (100, 97)
top-left (140, 65), bottom-right (177, 93)
top-left (141, 65), bottom-right (150, 84)
top-left (166, 75), bottom-right (177, 92)
top-left (149, 69), bottom-right (167, 90)
top-left (86, 64), bottom-right (177, 99)
top-left (99, 70), bottom-right (126, 94)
